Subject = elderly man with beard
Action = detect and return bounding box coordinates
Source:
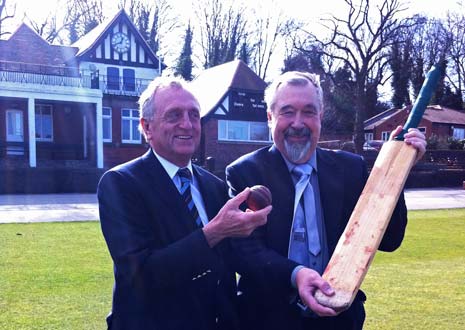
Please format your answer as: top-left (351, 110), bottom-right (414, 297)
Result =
top-left (225, 71), bottom-right (426, 330)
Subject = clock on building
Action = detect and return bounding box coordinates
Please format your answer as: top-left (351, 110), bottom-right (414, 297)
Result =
top-left (111, 32), bottom-right (130, 53)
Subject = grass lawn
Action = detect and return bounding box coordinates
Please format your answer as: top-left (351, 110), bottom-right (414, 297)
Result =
top-left (0, 222), bottom-right (112, 330)
top-left (0, 208), bottom-right (464, 329)
top-left (363, 208), bottom-right (465, 330)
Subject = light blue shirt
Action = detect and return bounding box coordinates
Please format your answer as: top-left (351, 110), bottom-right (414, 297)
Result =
top-left (152, 149), bottom-right (209, 226)
top-left (284, 153), bottom-right (329, 287)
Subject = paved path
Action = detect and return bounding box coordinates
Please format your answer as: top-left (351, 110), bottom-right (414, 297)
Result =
top-left (404, 187), bottom-right (465, 210)
top-left (0, 188), bottom-right (464, 224)
top-left (0, 194), bottom-right (98, 223)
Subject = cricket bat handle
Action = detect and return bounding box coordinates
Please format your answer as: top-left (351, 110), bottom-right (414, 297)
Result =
top-left (396, 65), bottom-right (441, 140)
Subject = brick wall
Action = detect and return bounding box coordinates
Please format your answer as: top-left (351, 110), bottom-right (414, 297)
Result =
top-left (198, 119), bottom-right (271, 179)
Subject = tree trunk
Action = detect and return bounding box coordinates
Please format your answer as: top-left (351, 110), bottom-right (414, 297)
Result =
top-left (353, 82), bottom-right (366, 155)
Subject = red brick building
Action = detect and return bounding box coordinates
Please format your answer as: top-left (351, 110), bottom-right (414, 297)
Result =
top-left (0, 10), bottom-right (161, 193)
top-left (364, 105), bottom-right (465, 144)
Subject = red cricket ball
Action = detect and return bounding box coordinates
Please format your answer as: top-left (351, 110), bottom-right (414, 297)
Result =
top-left (246, 185), bottom-right (272, 211)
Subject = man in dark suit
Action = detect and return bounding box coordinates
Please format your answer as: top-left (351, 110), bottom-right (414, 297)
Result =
top-left (98, 76), bottom-right (271, 330)
top-left (226, 71), bottom-right (426, 330)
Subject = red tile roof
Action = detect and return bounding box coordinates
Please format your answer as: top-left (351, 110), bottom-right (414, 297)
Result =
top-left (365, 105), bottom-right (465, 129)
top-left (422, 105), bottom-right (465, 125)
top-left (0, 23), bottom-right (77, 69)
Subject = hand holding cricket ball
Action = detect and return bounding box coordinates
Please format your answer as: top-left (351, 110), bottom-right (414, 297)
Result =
top-left (314, 65), bottom-right (441, 311)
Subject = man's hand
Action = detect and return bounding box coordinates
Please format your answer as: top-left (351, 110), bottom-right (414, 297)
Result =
top-left (390, 126), bottom-right (427, 163)
top-left (203, 188), bottom-right (272, 247)
top-left (295, 267), bottom-right (339, 317)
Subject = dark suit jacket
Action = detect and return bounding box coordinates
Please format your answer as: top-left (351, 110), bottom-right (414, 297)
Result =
top-left (98, 149), bottom-right (239, 330)
top-left (225, 145), bottom-right (407, 330)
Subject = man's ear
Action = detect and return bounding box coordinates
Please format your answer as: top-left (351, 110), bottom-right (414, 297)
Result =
top-left (140, 118), bottom-right (150, 138)
top-left (267, 110), bottom-right (273, 127)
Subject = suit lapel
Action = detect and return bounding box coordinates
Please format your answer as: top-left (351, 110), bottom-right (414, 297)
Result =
top-left (266, 146), bottom-right (296, 255)
top-left (141, 150), bottom-right (199, 237)
top-left (316, 148), bottom-right (345, 252)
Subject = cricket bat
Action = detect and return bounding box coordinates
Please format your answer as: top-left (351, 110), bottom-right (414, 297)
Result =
top-left (314, 65), bottom-right (441, 311)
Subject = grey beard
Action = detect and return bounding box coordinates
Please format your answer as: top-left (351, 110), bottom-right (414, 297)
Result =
top-left (284, 138), bottom-right (312, 163)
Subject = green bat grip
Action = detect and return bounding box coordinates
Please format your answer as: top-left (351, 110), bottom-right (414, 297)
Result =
top-left (395, 65), bottom-right (442, 141)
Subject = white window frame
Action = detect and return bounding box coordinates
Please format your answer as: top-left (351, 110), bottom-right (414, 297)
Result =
top-left (453, 127), bottom-right (464, 140)
top-left (364, 132), bottom-right (373, 142)
top-left (35, 104), bottom-right (53, 142)
top-left (6, 110), bottom-right (24, 142)
top-left (381, 131), bottom-right (390, 141)
top-left (218, 120), bottom-right (271, 143)
top-left (103, 107), bottom-right (112, 142)
top-left (121, 108), bottom-right (141, 144)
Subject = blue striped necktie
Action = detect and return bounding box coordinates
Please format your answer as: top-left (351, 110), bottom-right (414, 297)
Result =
top-left (177, 168), bottom-right (202, 228)
top-left (292, 164), bottom-right (321, 256)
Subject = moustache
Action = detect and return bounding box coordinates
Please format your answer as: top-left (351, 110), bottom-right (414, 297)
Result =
top-left (284, 127), bottom-right (311, 138)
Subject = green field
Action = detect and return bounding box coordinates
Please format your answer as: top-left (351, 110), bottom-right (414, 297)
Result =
top-left (363, 208), bottom-right (465, 330)
top-left (0, 209), bottom-right (464, 329)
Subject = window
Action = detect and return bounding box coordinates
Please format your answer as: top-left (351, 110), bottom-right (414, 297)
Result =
top-left (121, 108), bottom-right (141, 143)
top-left (103, 107), bottom-right (112, 142)
top-left (35, 104), bottom-right (53, 141)
top-left (381, 131), bottom-right (390, 141)
top-left (453, 127), bottom-right (464, 140)
top-left (218, 120), bottom-right (271, 142)
top-left (6, 110), bottom-right (24, 142)
top-left (364, 133), bottom-right (373, 142)
top-left (107, 67), bottom-right (120, 90)
top-left (123, 69), bottom-right (135, 92)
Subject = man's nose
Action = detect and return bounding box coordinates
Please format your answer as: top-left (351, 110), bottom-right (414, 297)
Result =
top-left (179, 111), bottom-right (194, 128)
top-left (291, 111), bottom-right (305, 128)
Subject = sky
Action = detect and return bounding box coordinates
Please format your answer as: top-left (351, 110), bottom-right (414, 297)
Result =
top-left (8, 0), bottom-right (463, 24)
top-left (3, 0), bottom-right (464, 81)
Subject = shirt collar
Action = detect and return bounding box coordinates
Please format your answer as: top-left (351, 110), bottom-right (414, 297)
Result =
top-left (151, 149), bottom-right (193, 180)
top-left (283, 150), bottom-right (318, 174)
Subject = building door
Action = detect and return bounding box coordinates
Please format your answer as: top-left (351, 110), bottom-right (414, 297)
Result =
top-left (5, 110), bottom-right (24, 155)
top-left (6, 110), bottom-right (24, 142)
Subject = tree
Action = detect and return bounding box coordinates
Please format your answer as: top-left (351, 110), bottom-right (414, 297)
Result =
top-left (248, 3), bottom-right (295, 80)
top-left (324, 64), bottom-right (357, 134)
top-left (68, 0), bottom-right (104, 43)
top-left (282, 52), bottom-right (312, 73)
top-left (238, 41), bottom-right (252, 66)
top-left (196, 0), bottom-right (248, 68)
top-left (296, 0), bottom-right (415, 154)
top-left (121, 0), bottom-right (178, 55)
top-left (173, 23), bottom-right (194, 81)
top-left (443, 10), bottom-right (465, 108)
top-left (0, 0), bottom-right (15, 38)
top-left (26, 0), bottom-right (104, 44)
top-left (407, 16), bottom-right (449, 100)
top-left (389, 36), bottom-right (412, 108)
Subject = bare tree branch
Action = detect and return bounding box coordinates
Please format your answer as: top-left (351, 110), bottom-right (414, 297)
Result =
top-left (0, 0), bottom-right (16, 38)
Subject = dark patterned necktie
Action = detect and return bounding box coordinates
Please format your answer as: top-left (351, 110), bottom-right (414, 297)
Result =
top-left (177, 168), bottom-right (202, 228)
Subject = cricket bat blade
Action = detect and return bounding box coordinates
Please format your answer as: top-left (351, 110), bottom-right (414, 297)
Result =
top-left (314, 141), bottom-right (417, 310)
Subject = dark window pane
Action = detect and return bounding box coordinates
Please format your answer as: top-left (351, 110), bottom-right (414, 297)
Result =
top-left (107, 67), bottom-right (119, 90)
top-left (123, 69), bottom-right (135, 91)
